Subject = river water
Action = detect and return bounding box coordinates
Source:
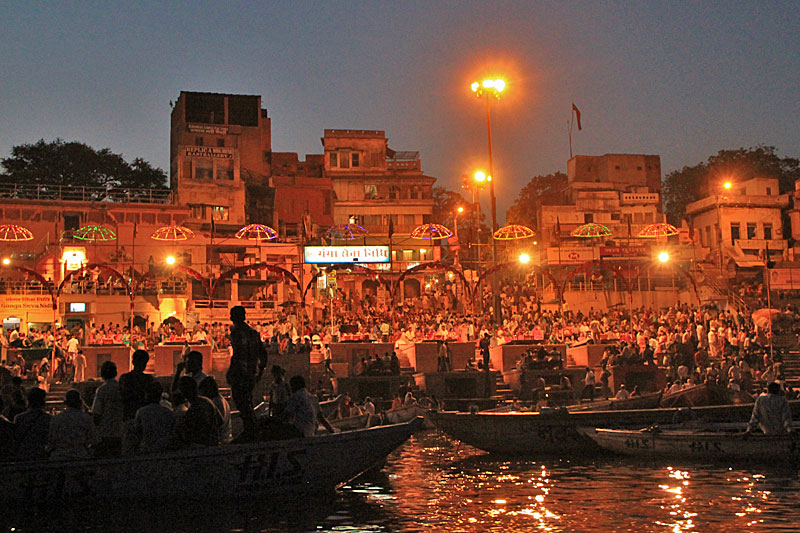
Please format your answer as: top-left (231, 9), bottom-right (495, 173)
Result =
top-left (5, 430), bottom-right (799, 532)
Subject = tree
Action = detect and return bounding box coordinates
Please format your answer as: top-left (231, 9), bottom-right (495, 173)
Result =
top-left (0, 139), bottom-right (168, 189)
top-left (505, 172), bottom-right (568, 231)
top-left (663, 146), bottom-right (800, 224)
top-left (431, 186), bottom-right (488, 267)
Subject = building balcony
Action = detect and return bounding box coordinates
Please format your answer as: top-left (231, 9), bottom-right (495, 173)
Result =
top-left (621, 192), bottom-right (660, 205)
top-left (733, 238), bottom-right (787, 251)
top-left (0, 183), bottom-right (173, 204)
top-left (686, 194), bottom-right (789, 215)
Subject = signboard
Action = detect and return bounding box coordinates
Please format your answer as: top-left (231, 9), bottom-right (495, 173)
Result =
top-left (599, 245), bottom-right (650, 258)
top-left (304, 246), bottom-right (390, 264)
top-left (187, 124), bottom-right (229, 135)
top-left (0, 295), bottom-right (53, 311)
top-left (184, 146), bottom-right (234, 159)
top-left (546, 247), bottom-right (597, 265)
top-left (768, 268), bottom-right (800, 290)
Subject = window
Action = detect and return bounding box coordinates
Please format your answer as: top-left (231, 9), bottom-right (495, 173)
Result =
top-left (364, 184), bottom-right (377, 199)
top-left (195, 159), bottom-right (213, 180)
top-left (637, 166), bottom-right (642, 171)
top-left (615, 165), bottom-right (621, 170)
top-left (190, 205), bottom-right (204, 219)
top-left (195, 137), bottom-right (204, 146)
top-left (340, 152), bottom-right (350, 169)
top-left (766, 187), bottom-right (772, 196)
top-left (217, 160), bottom-right (234, 180)
top-left (763, 223), bottom-right (773, 240)
top-left (644, 212), bottom-right (653, 223)
top-left (330, 152), bottom-right (338, 168)
top-left (351, 152), bottom-right (360, 167)
top-left (409, 187), bottom-right (419, 200)
top-left (746, 223), bottom-right (756, 239)
top-left (730, 223), bottom-right (740, 244)
top-left (403, 214), bottom-right (415, 226)
top-left (211, 206), bottom-right (229, 221)
top-left (216, 138), bottom-right (225, 147)
top-left (389, 186), bottom-right (400, 200)
top-left (362, 214), bottom-right (381, 226)
top-left (705, 226), bottom-right (711, 247)
top-left (633, 212), bottom-right (644, 223)
top-left (584, 213), bottom-right (593, 223)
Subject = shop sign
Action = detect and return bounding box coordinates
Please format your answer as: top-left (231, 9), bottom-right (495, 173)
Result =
top-left (0, 295), bottom-right (53, 311)
top-left (546, 247), bottom-right (597, 265)
top-left (187, 124), bottom-right (229, 135)
top-left (304, 246), bottom-right (390, 264)
top-left (768, 268), bottom-right (800, 290)
top-left (184, 146), bottom-right (234, 159)
top-left (599, 245), bottom-right (650, 258)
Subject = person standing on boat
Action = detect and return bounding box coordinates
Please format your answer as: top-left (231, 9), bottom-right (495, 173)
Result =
top-left (746, 382), bottom-right (793, 435)
top-left (226, 305), bottom-right (268, 442)
top-left (283, 375), bottom-right (334, 437)
top-left (92, 361), bottom-right (124, 457)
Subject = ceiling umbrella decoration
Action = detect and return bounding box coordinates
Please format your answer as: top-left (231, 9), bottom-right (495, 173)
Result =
top-left (73, 224), bottom-right (117, 242)
top-left (410, 223), bottom-right (453, 241)
top-left (638, 222), bottom-right (679, 238)
top-left (326, 224), bottom-right (369, 241)
top-left (493, 224), bottom-right (535, 241)
top-left (151, 224), bottom-right (195, 241)
top-left (235, 223), bottom-right (278, 242)
top-left (570, 223), bottom-right (613, 238)
top-left (0, 224), bottom-right (34, 242)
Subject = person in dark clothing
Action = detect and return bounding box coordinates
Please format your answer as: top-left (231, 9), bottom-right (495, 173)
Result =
top-left (119, 349), bottom-right (155, 453)
top-left (225, 306), bottom-right (267, 442)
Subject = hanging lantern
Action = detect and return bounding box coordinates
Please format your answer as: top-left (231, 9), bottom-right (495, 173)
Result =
top-left (151, 224), bottom-right (195, 241)
top-left (638, 222), bottom-right (679, 238)
top-left (326, 224), bottom-right (369, 241)
top-left (570, 223), bottom-right (613, 238)
top-left (73, 224), bottom-right (117, 242)
top-left (493, 224), bottom-right (535, 240)
top-left (236, 223), bottom-right (278, 241)
top-left (410, 223), bottom-right (452, 240)
top-left (0, 224), bottom-right (34, 242)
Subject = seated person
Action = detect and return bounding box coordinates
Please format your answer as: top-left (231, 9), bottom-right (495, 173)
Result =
top-left (132, 381), bottom-right (175, 453)
top-left (14, 387), bottom-right (51, 460)
top-left (173, 376), bottom-right (220, 447)
top-left (48, 389), bottom-right (96, 460)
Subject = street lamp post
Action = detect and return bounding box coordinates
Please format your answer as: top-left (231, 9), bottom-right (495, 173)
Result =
top-left (716, 181), bottom-right (732, 276)
top-left (472, 79), bottom-right (505, 323)
top-left (454, 206), bottom-right (464, 266)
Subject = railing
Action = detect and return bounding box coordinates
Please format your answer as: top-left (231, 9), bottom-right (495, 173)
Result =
top-left (0, 183), bottom-right (173, 204)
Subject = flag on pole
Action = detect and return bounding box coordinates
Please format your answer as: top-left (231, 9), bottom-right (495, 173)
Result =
top-left (572, 103), bottom-right (582, 130)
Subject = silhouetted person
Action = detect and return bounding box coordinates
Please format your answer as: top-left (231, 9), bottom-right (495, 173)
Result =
top-left (226, 306), bottom-right (267, 442)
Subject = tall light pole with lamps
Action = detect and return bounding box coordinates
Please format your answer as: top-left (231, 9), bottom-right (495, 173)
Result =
top-left (471, 78), bottom-right (505, 322)
top-left (716, 180), bottom-right (733, 275)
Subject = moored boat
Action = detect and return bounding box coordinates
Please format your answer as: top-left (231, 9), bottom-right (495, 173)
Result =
top-left (578, 423), bottom-right (800, 462)
top-left (429, 401), bottom-right (800, 455)
top-left (0, 418), bottom-right (423, 504)
top-left (568, 390), bottom-right (663, 412)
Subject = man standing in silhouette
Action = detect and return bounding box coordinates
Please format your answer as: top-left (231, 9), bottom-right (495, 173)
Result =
top-left (226, 306), bottom-right (267, 441)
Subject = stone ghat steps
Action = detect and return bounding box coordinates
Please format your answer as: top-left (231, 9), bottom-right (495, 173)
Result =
top-left (782, 350), bottom-right (800, 388)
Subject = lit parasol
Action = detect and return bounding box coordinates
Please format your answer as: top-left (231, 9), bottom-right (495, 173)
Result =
top-left (236, 223), bottom-right (277, 242)
top-left (73, 224), bottom-right (117, 242)
top-left (0, 224), bottom-right (34, 242)
top-left (151, 224), bottom-right (195, 241)
top-left (638, 222), bottom-right (679, 239)
top-left (326, 224), bottom-right (369, 241)
top-left (752, 308), bottom-right (792, 330)
top-left (493, 224), bottom-right (535, 240)
top-left (570, 223), bottom-right (613, 238)
top-left (410, 223), bottom-right (452, 240)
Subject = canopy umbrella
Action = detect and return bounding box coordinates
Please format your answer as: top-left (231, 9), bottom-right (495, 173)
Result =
top-left (151, 224), bottom-right (195, 241)
top-left (235, 223), bottom-right (277, 242)
top-left (326, 224), bottom-right (369, 241)
top-left (73, 224), bottom-right (117, 242)
top-left (410, 223), bottom-right (452, 240)
top-left (638, 222), bottom-right (679, 239)
top-left (493, 224), bottom-right (535, 240)
top-left (752, 308), bottom-right (792, 330)
top-left (570, 223), bottom-right (612, 238)
top-left (0, 224), bottom-right (34, 242)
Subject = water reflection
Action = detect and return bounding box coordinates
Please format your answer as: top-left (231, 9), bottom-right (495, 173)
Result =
top-left (4, 431), bottom-right (799, 532)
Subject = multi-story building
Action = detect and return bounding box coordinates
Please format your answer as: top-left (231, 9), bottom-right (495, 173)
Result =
top-left (322, 129), bottom-right (435, 264)
top-left (538, 154), bottom-right (664, 253)
top-left (685, 177), bottom-right (788, 266)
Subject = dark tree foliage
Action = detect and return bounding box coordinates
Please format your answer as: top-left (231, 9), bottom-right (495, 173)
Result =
top-left (505, 171), bottom-right (568, 231)
top-left (663, 146), bottom-right (799, 224)
top-left (431, 186), bottom-right (489, 267)
top-left (0, 139), bottom-right (168, 189)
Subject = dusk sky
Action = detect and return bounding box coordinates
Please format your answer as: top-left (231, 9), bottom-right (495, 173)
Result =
top-left (1, 1), bottom-right (797, 220)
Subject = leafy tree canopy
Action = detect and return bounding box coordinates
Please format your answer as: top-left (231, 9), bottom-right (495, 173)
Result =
top-left (505, 171), bottom-right (568, 231)
top-left (663, 146), bottom-right (799, 224)
top-left (0, 139), bottom-right (168, 189)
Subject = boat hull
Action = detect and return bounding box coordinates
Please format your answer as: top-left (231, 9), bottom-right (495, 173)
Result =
top-left (0, 418), bottom-right (422, 504)
top-left (580, 426), bottom-right (800, 462)
top-left (429, 402), bottom-right (800, 455)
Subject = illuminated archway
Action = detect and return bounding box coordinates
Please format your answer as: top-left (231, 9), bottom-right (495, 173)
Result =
top-left (391, 261), bottom-right (471, 301)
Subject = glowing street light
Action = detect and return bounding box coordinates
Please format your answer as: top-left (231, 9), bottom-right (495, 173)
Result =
top-left (166, 255), bottom-right (176, 266)
top-left (457, 206), bottom-right (464, 213)
top-left (1, 258), bottom-right (10, 266)
top-left (658, 251), bottom-right (670, 263)
top-left (519, 253), bottom-right (531, 264)
top-left (474, 170), bottom-right (489, 183)
top-left (723, 181), bottom-right (732, 190)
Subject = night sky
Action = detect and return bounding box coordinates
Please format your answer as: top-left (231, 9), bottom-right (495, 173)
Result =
top-left (1, 1), bottom-right (797, 220)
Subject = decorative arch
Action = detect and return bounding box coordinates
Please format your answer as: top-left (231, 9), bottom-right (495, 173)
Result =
top-left (391, 261), bottom-right (471, 301)
top-left (3, 265), bottom-right (57, 309)
top-left (473, 262), bottom-right (561, 301)
top-left (302, 264), bottom-right (382, 300)
top-left (57, 262), bottom-right (130, 298)
top-left (213, 262), bottom-right (302, 299)
top-left (639, 261), bottom-right (701, 300)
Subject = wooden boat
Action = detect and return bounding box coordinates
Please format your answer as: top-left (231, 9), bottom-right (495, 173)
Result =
top-left (0, 418), bottom-right (423, 504)
top-left (659, 383), bottom-right (711, 408)
top-left (579, 423), bottom-right (800, 462)
top-left (429, 401), bottom-right (800, 455)
top-left (330, 412), bottom-right (372, 431)
top-left (568, 390), bottom-right (663, 412)
top-left (384, 403), bottom-right (432, 428)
